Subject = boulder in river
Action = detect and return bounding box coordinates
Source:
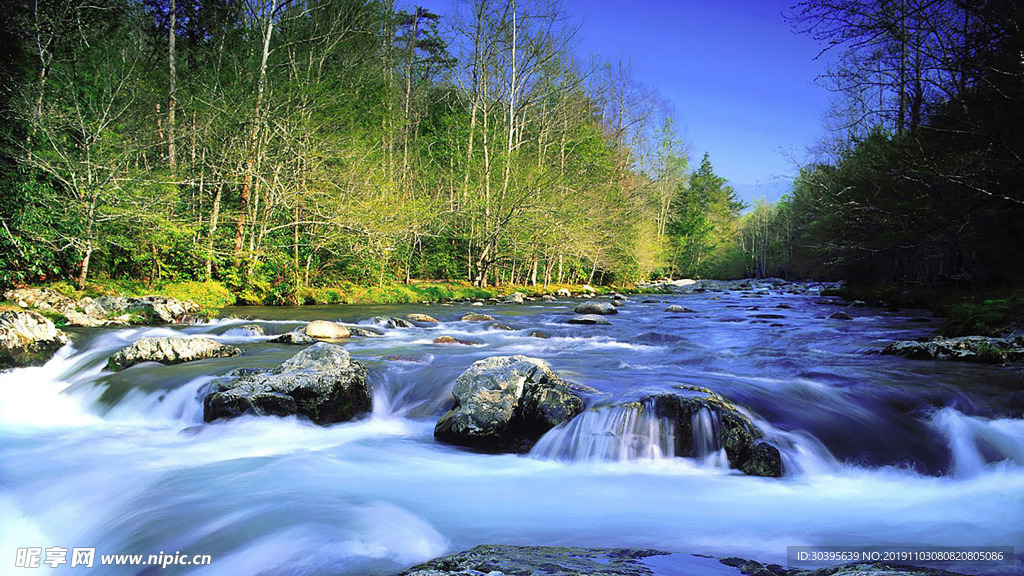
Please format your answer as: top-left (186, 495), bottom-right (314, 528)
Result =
top-left (541, 294), bottom-right (557, 302)
top-left (554, 288), bottom-right (572, 298)
top-left (829, 311), bottom-right (853, 320)
top-left (434, 355), bottom-right (585, 452)
top-left (271, 331), bottom-right (318, 345)
top-left (0, 311), bottom-right (70, 369)
top-left (461, 313), bottom-right (495, 322)
top-left (108, 336), bottom-right (241, 371)
top-left (665, 305), bottom-right (696, 313)
top-left (567, 314), bottom-right (611, 325)
top-left (574, 301), bottom-right (617, 315)
top-left (883, 336), bottom-right (1024, 364)
top-left (504, 292), bottom-right (527, 304)
top-left (406, 313), bottom-right (440, 323)
top-left (644, 386), bottom-right (783, 477)
top-left (304, 320), bottom-right (351, 339)
top-left (203, 342), bottom-right (370, 425)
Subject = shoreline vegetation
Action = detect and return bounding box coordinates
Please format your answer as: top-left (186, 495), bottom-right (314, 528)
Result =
top-left (1, 277), bottom-right (1021, 339)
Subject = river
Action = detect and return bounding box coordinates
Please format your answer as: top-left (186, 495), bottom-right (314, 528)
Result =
top-left (2, 288), bottom-right (1022, 575)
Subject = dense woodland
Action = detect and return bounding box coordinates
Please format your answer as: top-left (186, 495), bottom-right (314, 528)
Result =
top-left (0, 0), bottom-right (1021, 306)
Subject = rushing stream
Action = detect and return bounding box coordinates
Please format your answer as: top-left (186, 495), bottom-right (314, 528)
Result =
top-left (2, 289), bottom-right (1023, 575)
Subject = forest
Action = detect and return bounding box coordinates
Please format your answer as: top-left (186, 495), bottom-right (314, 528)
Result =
top-left (0, 0), bottom-right (1021, 311)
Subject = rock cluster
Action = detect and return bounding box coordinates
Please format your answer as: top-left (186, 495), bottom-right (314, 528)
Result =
top-left (203, 342), bottom-right (370, 425)
top-left (3, 288), bottom-right (201, 326)
top-left (434, 355), bottom-right (585, 452)
top-left (0, 311), bottom-right (70, 368)
top-left (883, 335), bottom-right (1024, 364)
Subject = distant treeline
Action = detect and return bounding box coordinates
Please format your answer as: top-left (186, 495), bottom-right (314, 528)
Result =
top-left (0, 0), bottom-right (756, 303)
top-left (744, 0), bottom-right (1024, 292)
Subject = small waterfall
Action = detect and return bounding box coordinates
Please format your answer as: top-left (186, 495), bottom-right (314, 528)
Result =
top-left (691, 407), bottom-right (728, 467)
top-left (929, 407), bottom-right (1024, 477)
top-left (530, 401), bottom-right (675, 462)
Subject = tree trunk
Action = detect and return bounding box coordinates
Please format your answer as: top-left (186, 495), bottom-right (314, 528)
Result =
top-left (168, 0), bottom-right (177, 171)
top-left (206, 183), bottom-right (223, 279)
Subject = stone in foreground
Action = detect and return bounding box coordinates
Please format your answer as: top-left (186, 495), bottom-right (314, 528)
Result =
top-left (108, 337), bottom-right (241, 371)
top-left (0, 311), bottom-right (70, 369)
top-left (574, 301), bottom-right (618, 315)
top-left (203, 342), bottom-right (370, 425)
top-left (397, 545), bottom-right (972, 576)
top-left (434, 355), bottom-right (585, 452)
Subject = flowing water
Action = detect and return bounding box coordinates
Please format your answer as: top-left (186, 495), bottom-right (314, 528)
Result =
top-left (2, 289), bottom-right (1023, 575)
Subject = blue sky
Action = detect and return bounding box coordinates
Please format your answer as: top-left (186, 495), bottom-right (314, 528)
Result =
top-left (412, 0), bottom-right (833, 204)
top-left (565, 0), bottom-right (834, 203)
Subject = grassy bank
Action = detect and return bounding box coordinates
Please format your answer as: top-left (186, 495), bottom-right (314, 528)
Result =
top-left (829, 283), bottom-right (1024, 337)
top-left (6, 279), bottom-right (664, 317)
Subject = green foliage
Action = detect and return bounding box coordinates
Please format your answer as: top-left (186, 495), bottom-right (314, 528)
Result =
top-left (158, 281), bottom-right (236, 314)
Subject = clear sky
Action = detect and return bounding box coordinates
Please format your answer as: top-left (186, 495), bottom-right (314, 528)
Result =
top-left (411, 0), bottom-right (833, 204)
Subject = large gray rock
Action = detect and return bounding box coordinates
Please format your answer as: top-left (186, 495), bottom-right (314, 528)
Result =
top-left (435, 356), bottom-right (585, 452)
top-left (883, 336), bottom-right (1024, 364)
top-left (461, 313), bottom-right (495, 322)
top-left (574, 301), bottom-right (617, 315)
top-left (304, 320), bottom-right (350, 339)
top-left (203, 342), bottom-right (370, 425)
top-left (0, 311), bottom-right (70, 369)
top-left (108, 337), bottom-right (241, 371)
top-left (554, 288), bottom-right (572, 298)
top-left (642, 386), bottom-right (783, 477)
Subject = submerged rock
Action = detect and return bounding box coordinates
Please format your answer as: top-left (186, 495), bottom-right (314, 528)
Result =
top-left (644, 386), bottom-right (783, 477)
top-left (574, 301), bottom-right (617, 315)
top-left (829, 311), bottom-right (853, 320)
top-left (304, 320), bottom-right (350, 339)
top-left (203, 342), bottom-right (370, 425)
top-left (665, 305), bottom-right (696, 313)
top-left (883, 336), bottom-right (1024, 364)
top-left (434, 355), bottom-right (585, 452)
top-left (108, 337), bottom-right (241, 371)
top-left (567, 314), bottom-right (611, 325)
top-left (488, 322), bottom-right (515, 331)
top-left (433, 336), bottom-right (482, 346)
top-left (348, 326), bottom-right (386, 338)
top-left (238, 324), bottom-right (265, 336)
top-left (0, 311), bottom-right (70, 369)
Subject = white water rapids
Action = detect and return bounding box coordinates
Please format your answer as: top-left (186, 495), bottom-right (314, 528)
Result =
top-left (1, 292), bottom-right (1022, 575)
